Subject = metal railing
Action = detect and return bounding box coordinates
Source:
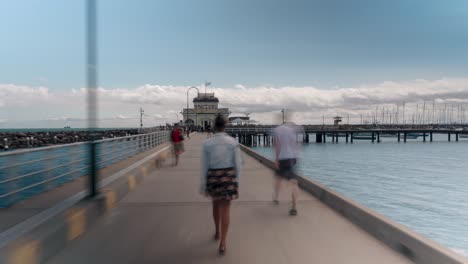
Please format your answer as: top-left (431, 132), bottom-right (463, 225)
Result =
top-left (0, 131), bottom-right (170, 207)
top-left (225, 127), bottom-right (273, 134)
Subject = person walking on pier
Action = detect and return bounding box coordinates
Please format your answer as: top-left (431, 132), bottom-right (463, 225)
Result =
top-left (200, 114), bottom-right (241, 255)
top-left (273, 121), bottom-right (303, 216)
top-left (171, 124), bottom-right (184, 166)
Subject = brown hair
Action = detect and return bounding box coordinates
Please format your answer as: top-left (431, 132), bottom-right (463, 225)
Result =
top-left (214, 114), bottom-right (227, 131)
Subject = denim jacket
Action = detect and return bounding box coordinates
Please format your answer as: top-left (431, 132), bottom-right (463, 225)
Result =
top-left (200, 132), bottom-right (242, 193)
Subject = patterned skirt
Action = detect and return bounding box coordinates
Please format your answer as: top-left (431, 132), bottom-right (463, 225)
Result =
top-left (205, 167), bottom-right (239, 201)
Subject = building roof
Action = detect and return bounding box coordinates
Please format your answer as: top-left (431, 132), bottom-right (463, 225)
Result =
top-left (193, 97), bottom-right (219, 103)
top-left (229, 116), bottom-right (250, 121)
top-left (193, 93), bottom-right (219, 103)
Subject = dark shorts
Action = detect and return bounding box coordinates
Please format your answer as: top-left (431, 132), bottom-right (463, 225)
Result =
top-left (173, 142), bottom-right (184, 153)
top-left (276, 159), bottom-right (297, 180)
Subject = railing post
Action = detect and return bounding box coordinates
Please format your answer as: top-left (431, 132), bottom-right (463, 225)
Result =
top-left (3, 138), bottom-right (8, 151)
top-left (89, 141), bottom-right (98, 197)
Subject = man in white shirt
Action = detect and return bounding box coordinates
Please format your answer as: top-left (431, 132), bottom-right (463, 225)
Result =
top-left (273, 122), bottom-right (303, 216)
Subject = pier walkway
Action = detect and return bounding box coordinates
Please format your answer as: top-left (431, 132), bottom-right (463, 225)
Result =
top-left (46, 133), bottom-right (412, 264)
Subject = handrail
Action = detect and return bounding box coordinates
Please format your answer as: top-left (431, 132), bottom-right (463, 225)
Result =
top-left (0, 131), bottom-right (166, 157)
top-left (0, 131), bottom-right (170, 207)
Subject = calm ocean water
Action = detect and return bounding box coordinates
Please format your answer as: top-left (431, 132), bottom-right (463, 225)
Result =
top-left (252, 134), bottom-right (468, 256)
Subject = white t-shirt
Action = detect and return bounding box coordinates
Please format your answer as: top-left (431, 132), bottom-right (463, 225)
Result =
top-left (273, 123), bottom-right (303, 160)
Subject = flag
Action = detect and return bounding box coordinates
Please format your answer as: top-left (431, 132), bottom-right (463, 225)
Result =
top-left (204, 81), bottom-right (211, 87)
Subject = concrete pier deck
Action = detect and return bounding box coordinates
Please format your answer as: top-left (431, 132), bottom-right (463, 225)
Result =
top-left (46, 133), bottom-right (413, 264)
top-left (0, 144), bottom-right (168, 233)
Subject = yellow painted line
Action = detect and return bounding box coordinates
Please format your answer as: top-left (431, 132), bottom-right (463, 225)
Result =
top-left (102, 189), bottom-right (116, 210)
top-left (128, 175), bottom-right (136, 191)
top-left (140, 166), bottom-right (148, 177)
top-left (66, 208), bottom-right (87, 241)
top-left (9, 240), bottom-right (40, 264)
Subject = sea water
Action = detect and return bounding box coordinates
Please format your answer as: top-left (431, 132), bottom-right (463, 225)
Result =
top-left (252, 134), bottom-right (468, 256)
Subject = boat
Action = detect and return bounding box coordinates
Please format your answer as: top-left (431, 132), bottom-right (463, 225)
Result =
top-left (380, 133), bottom-right (397, 138)
top-left (326, 133), bottom-right (348, 138)
top-left (406, 133), bottom-right (426, 139)
top-left (352, 132), bottom-right (376, 140)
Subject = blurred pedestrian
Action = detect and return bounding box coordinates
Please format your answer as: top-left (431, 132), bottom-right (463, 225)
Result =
top-left (272, 121), bottom-right (303, 216)
top-left (200, 114), bottom-right (241, 255)
top-left (171, 124), bottom-right (184, 166)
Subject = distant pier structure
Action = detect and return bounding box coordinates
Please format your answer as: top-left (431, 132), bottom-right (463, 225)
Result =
top-left (182, 92), bottom-right (230, 129)
top-left (333, 116), bottom-right (342, 126)
top-left (225, 125), bottom-right (468, 147)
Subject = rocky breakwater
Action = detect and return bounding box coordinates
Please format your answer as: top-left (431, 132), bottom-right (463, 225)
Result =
top-left (0, 129), bottom-right (140, 150)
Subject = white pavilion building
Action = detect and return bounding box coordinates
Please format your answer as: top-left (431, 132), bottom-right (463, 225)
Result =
top-left (182, 93), bottom-right (230, 129)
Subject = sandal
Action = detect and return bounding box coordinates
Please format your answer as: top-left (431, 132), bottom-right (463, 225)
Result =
top-left (218, 244), bottom-right (226, 255)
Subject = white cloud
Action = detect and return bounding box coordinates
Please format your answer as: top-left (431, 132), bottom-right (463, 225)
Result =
top-left (114, 114), bottom-right (130, 120)
top-left (2, 77), bottom-right (468, 127)
top-left (0, 84), bottom-right (51, 107)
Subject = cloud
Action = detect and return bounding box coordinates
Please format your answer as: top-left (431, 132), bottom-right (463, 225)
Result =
top-left (0, 84), bottom-right (51, 107)
top-left (2, 77), bottom-right (468, 127)
top-left (114, 114), bottom-right (130, 120)
top-left (45, 117), bottom-right (85, 122)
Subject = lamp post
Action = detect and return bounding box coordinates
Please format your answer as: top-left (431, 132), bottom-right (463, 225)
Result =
top-left (187, 86), bottom-right (199, 128)
top-left (281, 109), bottom-right (285, 124)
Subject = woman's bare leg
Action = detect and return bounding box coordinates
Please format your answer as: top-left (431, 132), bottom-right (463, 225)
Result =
top-left (212, 200), bottom-right (220, 239)
top-left (219, 200), bottom-right (231, 249)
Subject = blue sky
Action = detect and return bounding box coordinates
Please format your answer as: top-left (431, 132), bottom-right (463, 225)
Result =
top-left (2, 0), bottom-right (468, 89)
top-left (2, 1), bottom-right (468, 127)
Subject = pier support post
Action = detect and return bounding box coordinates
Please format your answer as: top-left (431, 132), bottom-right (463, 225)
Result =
top-left (377, 132), bottom-right (381, 143)
top-left (323, 133), bottom-right (326, 143)
top-left (336, 133), bottom-right (339, 143)
top-left (372, 132), bottom-right (375, 143)
top-left (316, 133), bottom-right (323, 143)
top-left (350, 133), bottom-right (353, 144)
top-left (423, 133), bottom-right (426, 142)
top-left (448, 133), bottom-right (451, 142)
top-left (346, 133), bottom-right (349, 143)
top-left (456, 133), bottom-right (459, 142)
top-left (398, 132), bottom-right (401, 142)
top-left (430, 133), bottom-right (433, 142)
top-left (404, 132), bottom-right (407, 143)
